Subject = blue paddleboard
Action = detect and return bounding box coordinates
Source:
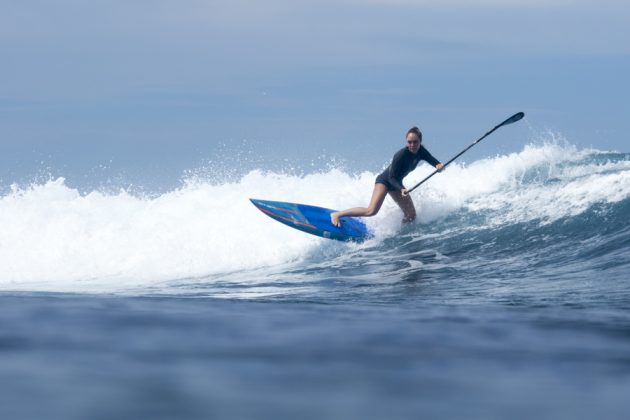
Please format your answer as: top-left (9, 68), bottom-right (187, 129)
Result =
top-left (250, 199), bottom-right (371, 242)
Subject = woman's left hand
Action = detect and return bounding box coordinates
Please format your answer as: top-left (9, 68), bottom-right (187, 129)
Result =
top-left (436, 163), bottom-right (445, 172)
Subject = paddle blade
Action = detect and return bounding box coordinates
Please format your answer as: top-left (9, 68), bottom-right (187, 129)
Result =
top-left (499, 112), bottom-right (525, 127)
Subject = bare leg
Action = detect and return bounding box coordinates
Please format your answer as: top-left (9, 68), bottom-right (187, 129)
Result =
top-left (330, 183), bottom-right (388, 227)
top-left (388, 190), bottom-right (416, 223)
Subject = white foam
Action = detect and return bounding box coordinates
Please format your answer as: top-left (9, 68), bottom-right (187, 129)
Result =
top-left (0, 142), bottom-right (627, 291)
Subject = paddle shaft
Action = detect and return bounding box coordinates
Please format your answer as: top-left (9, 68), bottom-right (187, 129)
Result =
top-left (407, 112), bottom-right (524, 194)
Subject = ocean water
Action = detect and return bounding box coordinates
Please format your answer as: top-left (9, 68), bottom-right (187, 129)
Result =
top-left (1, 142), bottom-right (629, 419)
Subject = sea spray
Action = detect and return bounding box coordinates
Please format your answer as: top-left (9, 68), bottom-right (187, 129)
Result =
top-left (0, 143), bottom-right (628, 293)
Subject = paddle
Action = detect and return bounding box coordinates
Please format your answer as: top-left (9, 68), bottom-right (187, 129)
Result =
top-left (406, 112), bottom-right (525, 194)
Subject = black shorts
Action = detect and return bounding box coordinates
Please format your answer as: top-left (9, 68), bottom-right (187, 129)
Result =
top-left (375, 172), bottom-right (399, 192)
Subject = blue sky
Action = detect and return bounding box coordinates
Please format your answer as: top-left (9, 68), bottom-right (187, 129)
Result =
top-left (1, 0), bottom-right (629, 189)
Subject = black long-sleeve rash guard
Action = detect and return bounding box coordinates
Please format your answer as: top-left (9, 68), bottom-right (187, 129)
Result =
top-left (378, 146), bottom-right (440, 191)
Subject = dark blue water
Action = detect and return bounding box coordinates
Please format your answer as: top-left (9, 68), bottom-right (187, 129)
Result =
top-left (1, 146), bottom-right (629, 419)
top-left (2, 293), bottom-right (630, 420)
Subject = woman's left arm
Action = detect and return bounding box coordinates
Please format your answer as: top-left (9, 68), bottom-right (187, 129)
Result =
top-left (420, 147), bottom-right (443, 170)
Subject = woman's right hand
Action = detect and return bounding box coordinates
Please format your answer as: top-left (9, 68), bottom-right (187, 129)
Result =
top-left (401, 188), bottom-right (409, 197)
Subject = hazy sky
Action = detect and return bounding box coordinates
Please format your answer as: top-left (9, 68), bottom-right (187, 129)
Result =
top-left (1, 0), bottom-right (629, 188)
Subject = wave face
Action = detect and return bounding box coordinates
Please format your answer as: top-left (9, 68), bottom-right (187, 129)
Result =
top-left (1, 142), bottom-right (629, 301)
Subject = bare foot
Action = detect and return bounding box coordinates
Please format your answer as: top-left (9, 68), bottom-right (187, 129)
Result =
top-left (330, 212), bottom-right (341, 227)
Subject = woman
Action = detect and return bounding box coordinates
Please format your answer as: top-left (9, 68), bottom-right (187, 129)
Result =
top-left (331, 126), bottom-right (444, 227)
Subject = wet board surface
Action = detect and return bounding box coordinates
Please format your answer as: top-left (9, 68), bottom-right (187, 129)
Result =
top-left (250, 199), bottom-right (371, 242)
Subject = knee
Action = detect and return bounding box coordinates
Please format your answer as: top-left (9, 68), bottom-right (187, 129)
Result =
top-left (365, 206), bottom-right (380, 217)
